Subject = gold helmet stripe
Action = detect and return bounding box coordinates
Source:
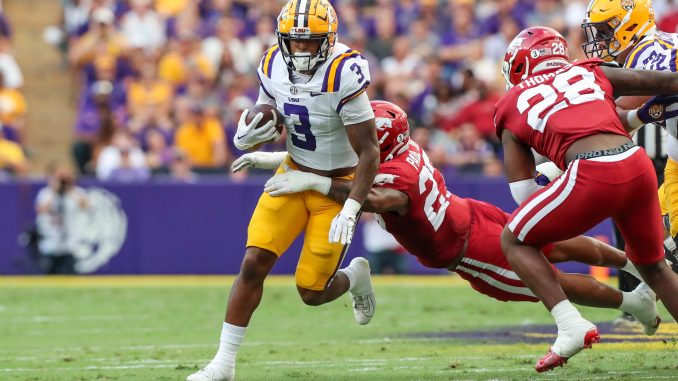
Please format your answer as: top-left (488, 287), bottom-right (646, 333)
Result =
top-left (262, 45), bottom-right (280, 78)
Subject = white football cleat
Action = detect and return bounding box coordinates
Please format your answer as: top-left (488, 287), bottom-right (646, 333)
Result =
top-left (536, 319), bottom-right (599, 372)
top-left (346, 257), bottom-right (376, 325)
top-left (628, 282), bottom-right (661, 336)
top-left (186, 363), bottom-right (235, 381)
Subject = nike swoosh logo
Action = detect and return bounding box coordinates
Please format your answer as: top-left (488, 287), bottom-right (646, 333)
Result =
top-left (310, 92), bottom-right (323, 97)
top-left (236, 133), bottom-right (247, 140)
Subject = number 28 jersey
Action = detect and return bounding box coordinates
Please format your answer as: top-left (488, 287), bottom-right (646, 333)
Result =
top-left (494, 59), bottom-right (628, 170)
top-left (374, 141), bottom-right (472, 269)
top-left (256, 42), bottom-right (373, 171)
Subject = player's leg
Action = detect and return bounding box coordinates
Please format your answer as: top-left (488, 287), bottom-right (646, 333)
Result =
top-left (295, 191), bottom-right (375, 324)
top-left (188, 190), bottom-right (308, 381)
top-left (502, 160), bottom-right (613, 372)
top-left (548, 236), bottom-right (640, 278)
top-left (557, 271), bottom-right (659, 335)
top-left (614, 154), bottom-right (678, 323)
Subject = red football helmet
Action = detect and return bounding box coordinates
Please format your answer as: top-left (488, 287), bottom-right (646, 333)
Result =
top-left (502, 27), bottom-right (570, 89)
top-left (371, 100), bottom-right (410, 162)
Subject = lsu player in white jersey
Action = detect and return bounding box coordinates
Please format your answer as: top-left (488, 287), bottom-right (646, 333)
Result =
top-left (187, 1), bottom-right (380, 380)
top-left (583, 0), bottom-right (678, 254)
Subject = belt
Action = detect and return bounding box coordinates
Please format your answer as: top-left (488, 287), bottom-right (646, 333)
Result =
top-left (571, 141), bottom-right (636, 162)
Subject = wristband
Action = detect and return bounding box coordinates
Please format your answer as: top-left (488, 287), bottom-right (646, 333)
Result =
top-left (342, 198), bottom-right (362, 217)
top-left (626, 109), bottom-right (644, 129)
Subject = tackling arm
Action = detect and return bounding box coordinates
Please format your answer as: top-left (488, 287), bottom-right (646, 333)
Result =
top-left (327, 179), bottom-right (409, 215)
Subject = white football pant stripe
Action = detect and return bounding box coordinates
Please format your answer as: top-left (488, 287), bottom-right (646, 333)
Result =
top-left (456, 264), bottom-right (536, 298)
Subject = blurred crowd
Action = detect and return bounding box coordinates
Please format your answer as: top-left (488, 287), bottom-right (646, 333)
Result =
top-left (2, 0), bottom-right (676, 181)
top-left (0, 1), bottom-right (27, 178)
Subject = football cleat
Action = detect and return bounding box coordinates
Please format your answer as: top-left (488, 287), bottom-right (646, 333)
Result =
top-left (346, 257), bottom-right (376, 325)
top-left (186, 363), bottom-right (235, 381)
top-left (628, 282), bottom-right (661, 336)
top-left (535, 326), bottom-right (600, 373)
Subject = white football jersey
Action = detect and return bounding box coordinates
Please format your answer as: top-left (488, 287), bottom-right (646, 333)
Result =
top-left (256, 42), bottom-right (373, 171)
top-left (624, 32), bottom-right (678, 160)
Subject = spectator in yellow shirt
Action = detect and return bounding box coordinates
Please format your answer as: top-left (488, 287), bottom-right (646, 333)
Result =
top-left (0, 71), bottom-right (27, 144)
top-left (0, 126), bottom-right (28, 176)
top-left (126, 62), bottom-right (173, 118)
top-left (158, 31), bottom-right (214, 90)
top-left (174, 103), bottom-right (227, 171)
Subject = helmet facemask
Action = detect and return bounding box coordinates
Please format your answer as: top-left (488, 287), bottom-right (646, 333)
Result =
top-left (582, 19), bottom-right (621, 61)
top-left (277, 32), bottom-right (335, 72)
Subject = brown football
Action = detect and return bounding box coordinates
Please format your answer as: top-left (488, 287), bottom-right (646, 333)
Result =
top-left (245, 104), bottom-right (284, 134)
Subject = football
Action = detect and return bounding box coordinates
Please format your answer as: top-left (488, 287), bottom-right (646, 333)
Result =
top-left (246, 104), bottom-right (285, 134)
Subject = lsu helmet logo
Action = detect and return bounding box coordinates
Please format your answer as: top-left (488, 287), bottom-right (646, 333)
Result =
top-left (621, 0), bottom-right (635, 11)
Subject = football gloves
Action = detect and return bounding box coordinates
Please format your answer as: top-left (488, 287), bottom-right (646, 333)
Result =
top-left (233, 109), bottom-right (280, 151)
top-left (231, 151), bottom-right (287, 172)
top-left (264, 169), bottom-right (331, 196)
top-left (329, 198), bottom-right (362, 245)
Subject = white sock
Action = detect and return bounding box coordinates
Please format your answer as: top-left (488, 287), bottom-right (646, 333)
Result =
top-left (618, 291), bottom-right (643, 315)
top-left (337, 267), bottom-right (356, 292)
top-left (211, 322), bottom-right (246, 368)
top-left (551, 300), bottom-right (585, 332)
top-left (621, 259), bottom-right (642, 280)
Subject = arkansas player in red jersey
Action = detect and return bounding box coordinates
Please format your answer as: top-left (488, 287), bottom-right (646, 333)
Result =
top-left (496, 26), bottom-right (678, 372)
top-left (236, 100), bottom-right (661, 346)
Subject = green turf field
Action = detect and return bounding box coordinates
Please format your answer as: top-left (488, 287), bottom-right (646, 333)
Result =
top-left (1, 275), bottom-right (676, 381)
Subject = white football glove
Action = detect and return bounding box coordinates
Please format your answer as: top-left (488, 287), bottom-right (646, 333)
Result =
top-left (329, 198), bottom-right (362, 245)
top-left (264, 169), bottom-right (331, 196)
top-left (233, 109), bottom-right (281, 151)
top-left (231, 151), bottom-right (288, 173)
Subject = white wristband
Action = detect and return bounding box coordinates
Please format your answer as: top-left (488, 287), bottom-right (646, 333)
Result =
top-left (626, 109), bottom-right (644, 129)
top-left (342, 198), bottom-right (362, 216)
top-left (509, 179), bottom-right (542, 205)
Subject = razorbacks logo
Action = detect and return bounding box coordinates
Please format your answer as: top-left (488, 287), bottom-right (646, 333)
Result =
top-left (648, 104), bottom-right (664, 120)
top-left (70, 188), bottom-right (127, 273)
top-left (374, 173), bottom-right (398, 186)
top-left (621, 0), bottom-right (634, 11)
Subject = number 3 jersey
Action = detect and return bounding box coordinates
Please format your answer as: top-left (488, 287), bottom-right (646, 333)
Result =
top-left (494, 59), bottom-right (628, 170)
top-left (256, 42), bottom-right (373, 171)
top-left (373, 141), bottom-right (472, 269)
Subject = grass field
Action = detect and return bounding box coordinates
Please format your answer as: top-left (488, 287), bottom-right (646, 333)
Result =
top-left (1, 275), bottom-right (677, 381)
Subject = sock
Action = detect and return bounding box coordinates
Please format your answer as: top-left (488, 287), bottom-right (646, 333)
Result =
top-left (211, 322), bottom-right (246, 368)
top-left (621, 259), bottom-right (642, 280)
top-left (550, 300), bottom-right (586, 332)
top-left (337, 266), bottom-right (356, 292)
top-left (618, 291), bottom-right (643, 315)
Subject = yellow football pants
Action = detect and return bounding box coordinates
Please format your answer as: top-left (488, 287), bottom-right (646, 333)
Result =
top-left (659, 158), bottom-right (678, 237)
top-left (247, 157), bottom-right (352, 291)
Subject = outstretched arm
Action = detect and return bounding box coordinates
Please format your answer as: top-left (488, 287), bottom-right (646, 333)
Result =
top-left (327, 179), bottom-right (409, 215)
top-left (263, 170), bottom-right (409, 214)
top-left (601, 65), bottom-right (678, 98)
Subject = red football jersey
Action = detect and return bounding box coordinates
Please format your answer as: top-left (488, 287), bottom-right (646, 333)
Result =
top-left (494, 59), bottom-right (629, 169)
top-left (373, 142), bottom-right (472, 268)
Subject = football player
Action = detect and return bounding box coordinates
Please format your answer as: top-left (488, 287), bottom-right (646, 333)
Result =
top-left (496, 26), bottom-right (678, 372)
top-left (582, 0), bottom-right (678, 324)
top-left (187, 1), bottom-right (379, 380)
top-left (236, 99), bottom-right (661, 359)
